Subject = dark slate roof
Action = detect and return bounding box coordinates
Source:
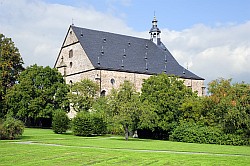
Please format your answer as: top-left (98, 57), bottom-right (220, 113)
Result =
top-left (71, 25), bottom-right (204, 80)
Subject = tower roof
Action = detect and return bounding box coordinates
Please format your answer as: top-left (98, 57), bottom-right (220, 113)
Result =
top-left (68, 25), bottom-right (204, 80)
top-left (149, 16), bottom-right (161, 33)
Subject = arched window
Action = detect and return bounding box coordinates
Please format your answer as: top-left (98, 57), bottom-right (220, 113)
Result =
top-left (110, 78), bottom-right (115, 85)
top-left (100, 90), bottom-right (106, 97)
top-left (69, 49), bottom-right (73, 58)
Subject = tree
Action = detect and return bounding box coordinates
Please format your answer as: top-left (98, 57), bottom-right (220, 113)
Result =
top-left (68, 79), bottom-right (99, 112)
top-left (5, 65), bottom-right (69, 127)
top-left (204, 78), bottom-right (250, 136)
top-left (140, 73), bottom-right (195, 138)
top-left (107, 81), bottom-right (142, 140)
top-left (0, 34), bottom-right (24, 117)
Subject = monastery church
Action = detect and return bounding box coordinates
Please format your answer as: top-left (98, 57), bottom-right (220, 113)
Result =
top-left (55, 17), bottom-right (205, 100)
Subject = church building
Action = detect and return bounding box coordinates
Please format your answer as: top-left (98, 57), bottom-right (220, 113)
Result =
top-left (55, 17), bottom-right (205, 98)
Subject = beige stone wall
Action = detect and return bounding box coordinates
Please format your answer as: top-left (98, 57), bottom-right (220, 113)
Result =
top-left (64, 69), bottom-right (205, 96)
top-left (64, 69), bottom-right (151, 95)
top-left (183, 78), bottom-right (205, 96)
top-left (63, 27), bottom-right (78, 46)
top-left (55, 26), bottom-right (95, 77)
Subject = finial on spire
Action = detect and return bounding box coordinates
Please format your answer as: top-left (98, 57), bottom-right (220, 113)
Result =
top-left (72, 18), bottom-right (74, 26)
top-left (149, 14), bottom-right (161, 45)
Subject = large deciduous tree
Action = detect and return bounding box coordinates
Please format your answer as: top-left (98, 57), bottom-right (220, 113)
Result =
top-left (140, 73), bottom-right (195, 139)
top-left (0, 34), bottom-right (24, 117)
top-left (6, 65), bottom-right (69, 127)
top-left (107, 81), bottom-right (142, 140)
top-left (67, 79), bottom-right (99, 112)
top-left (204, 78), bottom-right (250, 136)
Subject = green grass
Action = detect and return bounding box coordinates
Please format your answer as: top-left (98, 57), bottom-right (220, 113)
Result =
top-left (1, 128), bottom-right (250, 166)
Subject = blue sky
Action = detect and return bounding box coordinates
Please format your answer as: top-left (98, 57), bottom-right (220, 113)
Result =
top-left (1, 0), bottom-right (250, 84)
top-left (43, 0), bottom-right (250, 30)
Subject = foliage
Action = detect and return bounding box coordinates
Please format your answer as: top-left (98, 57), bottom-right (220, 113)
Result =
top-left (178, 96), bottom-right (205, 123)
top-left (71, 111), bottom-right (106, 136)
top-left (0, 117), bottom-right (24, 139)
top-left (170, 122), bottom-right (222, 144)
top-left (140, 73), bottom-right (195, 138)
top-left (91, 112), bottom-right (107, 135)
top-left (107, 81), bottom-right (143, 140)
top-left (0, 34), bottom-right (24, 117)
top-left (170, 122), bottom-right (249, 146)
top-left (52, 109), bottom-right (70, 134)
top-left (204, 78), bottom-right (250, 136)
top-left (68, 79), bottom-right (99, 112)
top-left (72, 112), bottom-right (93, 136)
top-left (5, 64), bottom-right (69, 127)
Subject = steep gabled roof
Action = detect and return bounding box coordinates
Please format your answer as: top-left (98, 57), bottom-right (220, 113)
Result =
top-left (71, 25), bottom-right (204, 80)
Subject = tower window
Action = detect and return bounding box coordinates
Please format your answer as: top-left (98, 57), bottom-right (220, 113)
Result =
top-left (69, 49), bottom-right (73, 58)
top-left (70, 62), bottom-right (73, 68)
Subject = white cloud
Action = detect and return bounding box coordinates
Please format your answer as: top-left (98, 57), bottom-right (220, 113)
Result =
top-left (0, 0), bottom-right (134, 67)
top-left (161, 22), bottom-right (250, 84)
top-left (0, 0), bottom-right (249, 84)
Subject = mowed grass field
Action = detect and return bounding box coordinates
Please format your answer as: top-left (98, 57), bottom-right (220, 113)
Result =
top-left (1, 128), bottom-right (250, 166)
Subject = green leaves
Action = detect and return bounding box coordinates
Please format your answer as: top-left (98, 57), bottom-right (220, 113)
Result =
top-left (0, 34), bottom-right (24, 117)
top-left (107, 81), bottom-right (142, 140)
top-left (140, 73), bottom-right (194, 133)
top-left (68, 79), bottom-right (99, 112)
top-left (6, 65), bottom-right (69, 126)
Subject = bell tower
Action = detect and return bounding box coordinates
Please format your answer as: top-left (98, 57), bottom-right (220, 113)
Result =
top-left (149, 16), bottom-right (161, 45)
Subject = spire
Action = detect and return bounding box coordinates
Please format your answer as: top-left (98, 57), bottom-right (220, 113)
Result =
top-left (149, 15), bottom-right (161, 45)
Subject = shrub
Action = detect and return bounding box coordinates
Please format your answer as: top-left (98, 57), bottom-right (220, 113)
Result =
top-left (52, 109), bottom-right (70, 134)
top-left (72, 112), bottom-right (93, 136)
top-left (170, 122), bottom-right (250, 146)
top-left (0, 117), bottom-right (25, 140)
top-left (71, 112), bottom-right (107, 136)
top-left (91, 113), bottom-right (107, 135)
top-left (170, 122), bottom-right (222, 144)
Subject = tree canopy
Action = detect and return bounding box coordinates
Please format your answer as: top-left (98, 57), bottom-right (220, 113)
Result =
top-left (107, 81), bottom-right (143, 140)
top-left (67, 79), bottom-right (99, 112)
top-left (0, 34), bottom-right (24, 117)
top-left (140, 73), bottom-right (195, 136)
top-left (6, 64), bottom-right (69, 126)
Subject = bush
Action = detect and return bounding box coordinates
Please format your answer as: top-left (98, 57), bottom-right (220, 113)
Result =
top-left (0, 117), bottom-right (25, 140)
top-left (170, 122), bottom-right (222, 144)
top-left (170, 122), bottom-right (250, 146)
top-left (91, 113), bottom-right (107, 135)
top-left (72, 112), bottom-right (93, 136)
top-left (52, 109), bottom-right (70, 134)
top-left (71, 112), bottom-right (107, 136)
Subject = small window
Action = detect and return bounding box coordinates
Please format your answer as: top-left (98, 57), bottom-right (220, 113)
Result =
top-left (70, 62), bottom-right (73, 68)
top-left (101, 90), bottom-right (106, 97)
top-left (111, 78), bottom-right (115, 85)
top-left (69, 49), bottom-right (73, 58)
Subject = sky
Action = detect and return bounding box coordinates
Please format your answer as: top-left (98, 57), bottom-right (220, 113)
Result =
top-left (1, 0), bottom-right (250, 86)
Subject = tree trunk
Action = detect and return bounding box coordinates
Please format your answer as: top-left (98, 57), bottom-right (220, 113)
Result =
top-left (124, 125), bottom-right (129, 141)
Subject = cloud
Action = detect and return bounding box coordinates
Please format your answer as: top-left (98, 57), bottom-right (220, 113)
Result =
top-left (0, 0), bottom-right (134, 67)
top-left (161, 22), bottom-right (250, 84)
top-left (1, 0), bottom-right (249, 84)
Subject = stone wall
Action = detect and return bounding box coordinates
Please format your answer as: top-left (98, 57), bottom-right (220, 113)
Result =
top-left (64, 69), bottom-right (205, 96)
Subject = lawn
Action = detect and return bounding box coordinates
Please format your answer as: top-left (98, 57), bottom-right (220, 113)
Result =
top-left (1, 128), bottom-right (250, 166)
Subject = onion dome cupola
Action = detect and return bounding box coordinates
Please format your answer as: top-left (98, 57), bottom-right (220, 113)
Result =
top-left (149, 16), bottom-right (161, 45)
